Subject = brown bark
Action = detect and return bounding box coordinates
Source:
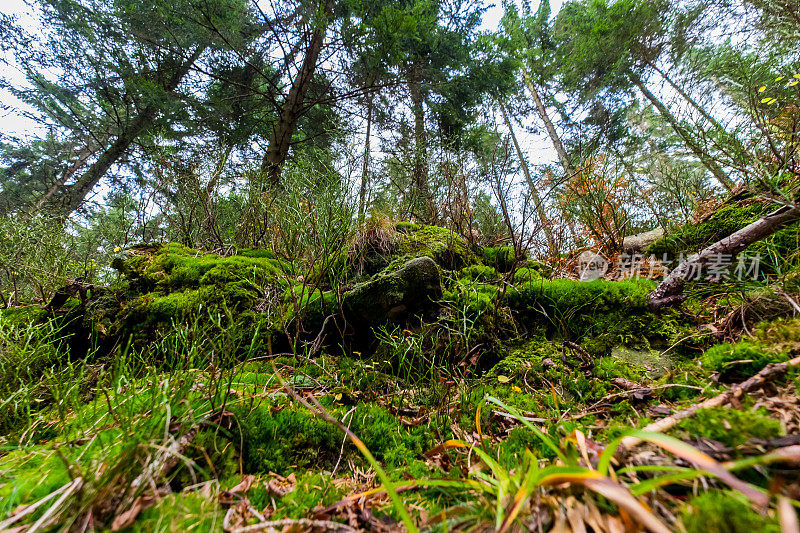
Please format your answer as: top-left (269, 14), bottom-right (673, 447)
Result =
top-left (260, 1), bottom-right (332, 187)
top-left (521, 65), bottom-right (575, 178)
top-left (31, 141), bottom-right (100, 214)
top-left (55, 46), bottom-right (205, 215)
top-left (358, 92), bottom-right (373, 222)
top-left (633, 77), bottom-right (737, 192)
top-left (408, 72), bottom-right (436, 222)
top-left (648, 203), bottom-right (800, 309)
top-left (500, 102), bottom-right (558, 256)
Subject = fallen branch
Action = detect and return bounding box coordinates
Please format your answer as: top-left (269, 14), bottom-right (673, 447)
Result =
top-left (648, 204), bottom-right (800, 310)
top-left (618, 355), bottom-right (800, 452)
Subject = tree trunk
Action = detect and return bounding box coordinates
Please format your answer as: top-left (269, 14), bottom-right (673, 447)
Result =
top-left (260, 1), bottom-right (332, 187)
top-left (500, 102), bottom-right (558, 256)
top-left (647, 61), bottom-right (728, 135)
top-left (648, 203), bottom-right (800, 309)
top-left (358, 92), bottom-right (373, 222)
top-left (521, 65), bottom-right (575, 178)
top-left (647, 61), bottom-right (749, 164)
top-left (31, 140), bottom-right (99, 214)
top-left (633, 76), bottom-right (736, 192)
top-left (408, 73), bottom-right (436, 223)
top-left (55, 47), bottom-right (205, 215)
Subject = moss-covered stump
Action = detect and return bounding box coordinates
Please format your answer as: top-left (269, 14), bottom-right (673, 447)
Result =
top-left (343, 256), bottom-right (442, 325)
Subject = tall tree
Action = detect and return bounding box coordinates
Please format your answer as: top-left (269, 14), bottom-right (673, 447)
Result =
top-left (258, 0), bottom-right (335, 187)
top-left (1, 0), bottom-right (252, 215)
top-left (553, 0), bottom-right (737, 191)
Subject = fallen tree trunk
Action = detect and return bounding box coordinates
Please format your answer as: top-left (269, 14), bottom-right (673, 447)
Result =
top-left (617, 354), bottom-right (800, 453)
top-left (648, 203), bottom-right (800, 310)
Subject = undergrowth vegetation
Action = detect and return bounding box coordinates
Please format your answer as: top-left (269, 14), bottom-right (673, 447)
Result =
top-left (1, 210), bottom-right (799, 532)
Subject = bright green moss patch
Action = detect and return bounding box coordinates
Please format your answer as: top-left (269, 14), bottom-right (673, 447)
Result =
top-left (512, 266), bottom-right (543, 283)
top-left (503, 277), bottom-right (677, 355)
top-left (129, 289), bottom-right (202, 324)
top-left (395, 221), bottom-right (422, 233)
top-left (0, 448), bottom-right (72, 519)
top-left (442, 276), bottom-right (501, 318)
top-left (396, 224), bottom-right (473, 270)
top-left (119, 244), bottom-right (288, 292)
top-left (674, 406), bottom-right (782, 448)
top-left (236, 400), bottom-right (432, 478)
top-left (681, 491), bottom-right (780, 533)
top-left (459, 264), bottom-right (498, 282)
top-left (700, 340), bottom-right (786, 380)
top-left (481, 246), bottom-right (516, 272)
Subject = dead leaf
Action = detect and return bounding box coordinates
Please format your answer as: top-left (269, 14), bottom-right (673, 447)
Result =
top-left (267, 472), bottom-right (297, 497)
top-left (111, 486), bottom-right (170, 531)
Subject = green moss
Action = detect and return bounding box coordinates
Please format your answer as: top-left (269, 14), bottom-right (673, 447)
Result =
top-left (504, 277), bottom-right (674, 354)
top-left (396, 224), bottom-right (473, 270)
top-left (343, 256), bottom-right (441, 325)
top-left (608, 346), bottom-right (672, 379)
top-left (442, 277), bottom-right (500, 318)
top-left (0, 305), bottom-right (49, 328)
top-left (675, 406), bottom-right (782, 448)
top-left (753, 317), bottom-right (800, 344)
top-left (130, 290), bottom-right (202, 324)
top-left (249, 473), bottom-right (344, 521)
top-left (488, 337), bottom-right (561, 379)
top-left (396, 221), bottom-right (422, 233)
top-left (0, 448), bottom-right (72, 519)
top-left (681, 491), bottom-right (779, 533)
top-left (646, 203), bottom-right (765, 256)
top-left (119, 244), bottom-right (287, 292)
top-left (128, 492), bottom-right (224, 532)
top-left (236, 400), bottom-right (432, 478)
top-left (513, 267), bottom-right (543, 283)
top-left (701, 340), bottom-right (786, 380)
top-left (482, 246), bottom-right (516, 272)
top-left (460, 265), bottom-right (498, 282)
top-left (235, 403), bottom-right (337, 474)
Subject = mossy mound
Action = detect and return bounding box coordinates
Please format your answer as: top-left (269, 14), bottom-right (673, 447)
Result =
top-left (111, 244), bottom-right (291, 348)
top-left (506, 277), bottom-right (679, 355)
top-left (118, 243), bottom-right (287, 293)
top-left (395, 223), bottom-right (474, 270)
top-left (343, 256), bottom-right (442, 325)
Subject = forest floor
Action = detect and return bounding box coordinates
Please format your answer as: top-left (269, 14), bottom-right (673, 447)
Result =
top-left (1, 211), bottom-right (800, 532)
